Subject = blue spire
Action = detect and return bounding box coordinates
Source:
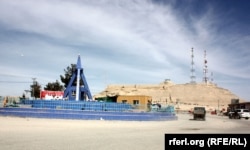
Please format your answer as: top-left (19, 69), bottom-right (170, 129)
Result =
top-left (63, 54), bottom-right (92, 100)
top-left (76, 54), bottom-right (81, 69)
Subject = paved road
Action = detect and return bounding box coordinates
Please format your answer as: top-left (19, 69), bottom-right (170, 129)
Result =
top-left (172, 113), bottom-right (250, 133)
top-left (0, 113), bottom-right (249, 150)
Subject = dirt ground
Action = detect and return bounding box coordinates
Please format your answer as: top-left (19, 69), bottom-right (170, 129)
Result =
top-left (0, 113), bottom-right (250, 150)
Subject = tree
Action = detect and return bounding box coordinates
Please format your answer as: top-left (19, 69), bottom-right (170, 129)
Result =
top-left (44, 80), bottom-right (64, 91)
top-left (60, 64), bottom-right (76, 88)
top-left (30, 81), bottom-right (41, 99)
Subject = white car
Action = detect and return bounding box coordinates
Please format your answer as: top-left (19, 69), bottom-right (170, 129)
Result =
top-left (229, 109), bottom-right (250, 119)
top-left (236, 109), bottom-right (250, 119)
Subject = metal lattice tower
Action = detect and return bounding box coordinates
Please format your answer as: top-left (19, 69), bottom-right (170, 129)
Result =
top-left (203, 50), bottom-right (209, 84)
top-left (190, 47), bottom-right (196, 83)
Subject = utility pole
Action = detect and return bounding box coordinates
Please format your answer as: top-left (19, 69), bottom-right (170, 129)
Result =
top-left (32, 78), bottom-right (36, 99)
top-left (218, 99), bottom-right (220, 113)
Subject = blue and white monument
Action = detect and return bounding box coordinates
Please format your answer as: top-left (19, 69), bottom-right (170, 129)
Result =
top-left (63, 55), bottom-right (92, 101)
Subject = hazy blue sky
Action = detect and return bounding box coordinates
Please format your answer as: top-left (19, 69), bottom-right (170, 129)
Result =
top-left (0, 0), bottom-right (249, 101)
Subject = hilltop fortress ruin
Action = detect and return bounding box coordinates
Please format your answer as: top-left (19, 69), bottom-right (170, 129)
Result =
top-left (95, 79), bottom-right (242, 111)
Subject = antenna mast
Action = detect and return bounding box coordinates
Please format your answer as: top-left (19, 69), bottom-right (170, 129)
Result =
top-left (190, 47), bottom-right (196, 83)
top-left (203, 50), bottom-right (209, 84)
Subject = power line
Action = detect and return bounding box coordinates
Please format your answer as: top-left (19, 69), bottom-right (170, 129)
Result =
top-left (0, 81), bottom-right (32, 83)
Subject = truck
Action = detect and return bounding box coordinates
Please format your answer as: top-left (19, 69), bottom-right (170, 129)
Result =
top-left (193, 107), bottom-right (206, 120)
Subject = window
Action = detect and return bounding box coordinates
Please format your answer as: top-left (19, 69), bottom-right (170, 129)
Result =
top-left (122, 100), bottom-right (127, 103)
top-left (133, 100), bottom-right (139, 105)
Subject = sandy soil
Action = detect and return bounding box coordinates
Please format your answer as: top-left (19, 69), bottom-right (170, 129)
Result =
top-left (0, 113), bottom-right (250, 150)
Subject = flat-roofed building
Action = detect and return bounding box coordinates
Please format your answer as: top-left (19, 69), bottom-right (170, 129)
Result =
top-left (117, 95), bottom-right (152, 110)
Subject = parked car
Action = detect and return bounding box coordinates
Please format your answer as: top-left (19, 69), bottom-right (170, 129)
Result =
top-left (229, 109), bottom-right (250, 119)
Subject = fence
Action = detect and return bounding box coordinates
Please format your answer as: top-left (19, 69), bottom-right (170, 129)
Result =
top-left (0, 99), bottom-right (177, 121)
top-left (0, 107), bottom-right (177, 121)
top-left (20, 100), bottom-right (132, 112)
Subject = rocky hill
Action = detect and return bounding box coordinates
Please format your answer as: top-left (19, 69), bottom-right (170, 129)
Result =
top-left (94, 79), bottom-right (244, 111)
